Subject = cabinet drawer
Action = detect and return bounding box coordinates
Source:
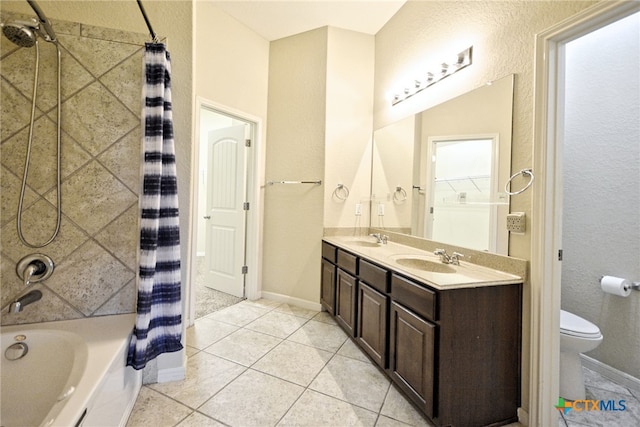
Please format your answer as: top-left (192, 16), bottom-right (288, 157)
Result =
top-left (337, 249), bottom-right (357, 275)
top-left (391, 274), bottom-right (437, 321)
top-left (322, 241), bottom-right (337, 263)
top-left (359, 259), bottom-right (389, 293)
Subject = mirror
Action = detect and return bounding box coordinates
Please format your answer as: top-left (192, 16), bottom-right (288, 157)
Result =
top-left (371, 74), bottom-right (514, 254)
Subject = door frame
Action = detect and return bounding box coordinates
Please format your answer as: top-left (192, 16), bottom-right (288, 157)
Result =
top-left (424, 133), bottom-right (500, 252)
top-left (530, 1), bottom-right (639, 424)
top-left (186, 97), bottom-right (264, 326)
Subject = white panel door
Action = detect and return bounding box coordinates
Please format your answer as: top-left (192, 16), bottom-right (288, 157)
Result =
top-left (204, 125), bottom-right (247, 297)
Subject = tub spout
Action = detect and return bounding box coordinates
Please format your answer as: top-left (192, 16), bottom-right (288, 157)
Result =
top-left (9, 290), bottom-right (42, 313)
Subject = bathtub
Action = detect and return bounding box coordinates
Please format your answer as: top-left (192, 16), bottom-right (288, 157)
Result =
top-left (1, 314), bottom-right (141, 427)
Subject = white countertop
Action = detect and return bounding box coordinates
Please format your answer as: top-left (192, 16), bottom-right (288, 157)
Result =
top-left (323, 235), bottom-right (522, 290)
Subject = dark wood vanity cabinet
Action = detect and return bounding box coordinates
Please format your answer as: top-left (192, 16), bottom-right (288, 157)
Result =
top-left (320, 242), bottom-right (337, 314)
top-left (357, 258), bottom-right (390, 368)
top-left (389, 301), bottom-right (436, 418)
top-left (320, 259), bottom-right (336, 314)
top-left (320, 240), bottom-right (522, 427)
top-left (335, 268), bottom-right (357, 336)
top-left (357, 282), bottom-right (388, 368)
top-left (325, 246), bottom-right (358, 337)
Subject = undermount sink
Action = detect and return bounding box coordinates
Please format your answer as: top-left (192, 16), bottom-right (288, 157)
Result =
top-left (352, 241), bottom-right (381, 247)
top-left (344, 239), bottom-right (381, 248)
top-left (391, 256), bottom-right (457, 274)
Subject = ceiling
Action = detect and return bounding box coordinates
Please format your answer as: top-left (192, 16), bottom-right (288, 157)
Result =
top-left (212, 1), bottom-right (407, 41)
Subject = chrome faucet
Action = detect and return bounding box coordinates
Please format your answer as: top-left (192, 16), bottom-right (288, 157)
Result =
top-left (370, 233), bottom-right (388, 244)
top-left (434, 249), bottom-right (464, 265)
top-left (8, 290), bottom-right (42, 313)
top-left (22, 262), bottom-right (41, 287)
top-left (16, 254), bottom-right (54, 287)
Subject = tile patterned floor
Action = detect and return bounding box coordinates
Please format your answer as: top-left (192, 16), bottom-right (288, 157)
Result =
top-left (558, 367), bottom-right (640, 427)
top-left (126, 299), bottom-right (437, 427)
top-left (127, 297), bottom-right (639, 426)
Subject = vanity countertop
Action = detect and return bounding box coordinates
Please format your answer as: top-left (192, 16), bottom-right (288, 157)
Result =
top-left (323, 235), bottom-right (522, 290)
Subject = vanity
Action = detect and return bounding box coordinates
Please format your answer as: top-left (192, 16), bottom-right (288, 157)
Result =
top-left (321, 235), bottom-right (523, 427)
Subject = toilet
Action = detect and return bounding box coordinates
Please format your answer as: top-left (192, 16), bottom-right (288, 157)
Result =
top-left (559, 310), bottom-right (603, 400)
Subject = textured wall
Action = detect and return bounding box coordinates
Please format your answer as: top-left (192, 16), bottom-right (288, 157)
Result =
top-left (324, 27), bottom-right (374, 230)
top-left (373, 0), bottom-right (598, 411)
top-left (562, 12), bottom-right (640, 379)
top-left (0, 12), bottom-right (145, 325)
top-left (263, 28), bottom-right (328, 304)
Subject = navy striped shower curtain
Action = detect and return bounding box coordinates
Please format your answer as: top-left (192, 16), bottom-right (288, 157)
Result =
top-left (127, 43), bottom-right (183, 370)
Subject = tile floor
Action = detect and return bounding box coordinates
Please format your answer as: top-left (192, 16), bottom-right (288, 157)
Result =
top-left (558, 367), bottom-right (640, 426)
top-left (126, 299), bottom-right (439, 426)
top-left (126, 297), bottom-right (639, 427)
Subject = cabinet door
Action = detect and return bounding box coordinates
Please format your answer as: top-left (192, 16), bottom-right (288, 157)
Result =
top-left (335, 269), bottom-right (357, 336)
top-left (320, 259), bottom-right (336, 314)
top-left (357, 282), bottom-right (388, 368)
top-left (389, 301), bottom-right (435, 418)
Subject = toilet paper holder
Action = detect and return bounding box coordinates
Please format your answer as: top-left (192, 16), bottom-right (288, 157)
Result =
top-left (599, 276), bottom-right (640, 291)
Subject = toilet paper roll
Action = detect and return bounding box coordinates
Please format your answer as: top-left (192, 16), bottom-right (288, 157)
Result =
top-left (600, 275), bottom-right (632, 297)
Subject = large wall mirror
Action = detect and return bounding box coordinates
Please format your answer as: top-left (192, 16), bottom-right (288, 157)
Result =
top-left (371, 74), bottom-right (514, 255)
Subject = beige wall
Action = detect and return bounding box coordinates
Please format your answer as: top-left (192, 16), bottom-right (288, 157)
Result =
top-left (263, 27), bottom-right (328, 305)
top-left (324, 27), bottom-right (374, 229)
top-left (194, 1), bottom-right (269, 119)
top-left (374, 0), bottom-right (598, 412)
top-left (263, 26), bottom-right (375, 307)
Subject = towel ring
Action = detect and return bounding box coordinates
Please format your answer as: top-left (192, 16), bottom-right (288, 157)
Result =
top-left (505, 169), bottom-right (534, 196)
top-left (334, 184), bottom-right (350, 201)
top-left (393, 186), bottom-right (407, 203)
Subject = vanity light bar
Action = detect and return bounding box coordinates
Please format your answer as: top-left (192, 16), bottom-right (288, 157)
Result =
top-left (391, 46), bottom-right (473, 106)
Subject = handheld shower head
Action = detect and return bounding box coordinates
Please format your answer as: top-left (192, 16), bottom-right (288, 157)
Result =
top-left (27, 0), bottom-right (57, 43)
top-left (1, 1), bottom-right (57, 47)
top-left (1, 21), bottom-right (38, 48)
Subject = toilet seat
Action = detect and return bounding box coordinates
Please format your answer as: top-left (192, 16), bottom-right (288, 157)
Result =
top-left (560, 310), bottom-right (602, 339)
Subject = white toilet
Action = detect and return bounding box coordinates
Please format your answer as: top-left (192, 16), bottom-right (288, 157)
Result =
top-left (559, 310), bottom-right (603, 400)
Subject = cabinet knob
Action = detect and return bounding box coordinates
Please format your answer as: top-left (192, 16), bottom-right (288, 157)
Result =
top-left (203, 216), bottom-right (211, 219)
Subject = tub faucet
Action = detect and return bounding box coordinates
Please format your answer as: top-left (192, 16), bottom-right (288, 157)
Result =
top-left (22, 262), bottom-right (40, 287)
top-left (8, 290), bottom-right (43, 313)
top-left (16, 254), bottom-right (54, 287)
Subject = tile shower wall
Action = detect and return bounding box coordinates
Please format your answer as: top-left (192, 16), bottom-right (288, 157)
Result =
top-left (0, 12), bottom-right (147, 325)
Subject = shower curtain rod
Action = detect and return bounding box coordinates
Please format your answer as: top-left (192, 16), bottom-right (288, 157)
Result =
top-left (136, 0), bottom-right (158, 42)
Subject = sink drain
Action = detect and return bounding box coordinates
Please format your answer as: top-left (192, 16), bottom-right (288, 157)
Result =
top-left (5, 342), bottom-right (28, 360)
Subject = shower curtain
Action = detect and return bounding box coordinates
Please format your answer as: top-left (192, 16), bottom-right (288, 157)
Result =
top-left (127, 43), bottom-right (183, 370)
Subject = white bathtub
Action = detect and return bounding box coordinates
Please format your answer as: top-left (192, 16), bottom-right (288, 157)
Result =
top-left (1, 314), bottom-right (141, 427)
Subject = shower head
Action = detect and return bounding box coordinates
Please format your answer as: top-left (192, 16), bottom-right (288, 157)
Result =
top-left (1, 21), bottom-right (38, 48)
top-left (26, 0), bottom-right (57, 43)
top-left (1, 0), bottom-right (57, 47)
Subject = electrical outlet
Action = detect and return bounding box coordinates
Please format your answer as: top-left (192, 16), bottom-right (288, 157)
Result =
top-left (506, 212), bottom-right (526, 233)
top-left (355, 203), bottom-right (362, 216)
top-left (377, 203), bottom-right (385, 216)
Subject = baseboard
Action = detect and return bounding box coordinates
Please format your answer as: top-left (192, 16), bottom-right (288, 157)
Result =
top-left (157, 364), bottom-right (186, 383)
top-left (517, 407), bottom-right (529, 426)
top-left (260, 291), bottom-right (322, 312)
top-left (581, 354), bottom-right (640, 393)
